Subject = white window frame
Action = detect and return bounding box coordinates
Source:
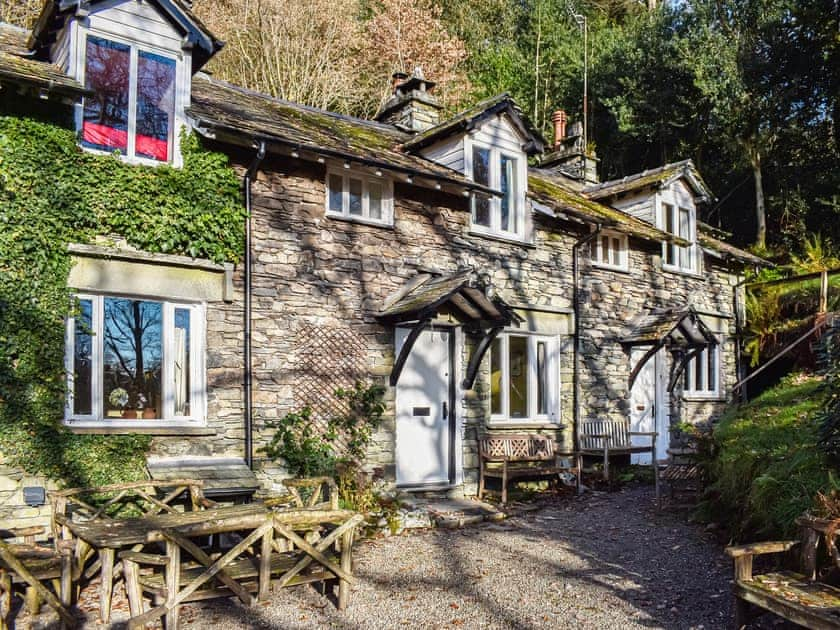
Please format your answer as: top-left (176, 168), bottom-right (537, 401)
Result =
top-left (592, 230), bottom-right (629, 271)
top-left (658, 193), bottom-right (700, 274)
top-left (64, 294), bottom-right (207, 427)
top-left (489, 333), bottom-right (560, 424)
top-left (465, 138), bottom-right (528, 240)
top-left (73, 24), bottom-right (187, 167)
top-left (682, 343), bottom-right (721, 399)
top-left (324, 167), bottom-right (394, 227)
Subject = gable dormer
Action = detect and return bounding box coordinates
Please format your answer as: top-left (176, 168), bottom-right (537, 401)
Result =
top-left (584, 160), bottom-right (714, 275)
top-left (402, 94), bottom-right (544, 243)
top-left (29, 0), bottom-right (222, 166)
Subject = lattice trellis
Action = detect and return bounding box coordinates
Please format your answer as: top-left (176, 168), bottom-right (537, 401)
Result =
top-left (292, 323), bottom-right (368, 422)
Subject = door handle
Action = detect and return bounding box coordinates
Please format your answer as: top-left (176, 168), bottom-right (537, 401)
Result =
top-left (442, 401), bottom-right (448, 420)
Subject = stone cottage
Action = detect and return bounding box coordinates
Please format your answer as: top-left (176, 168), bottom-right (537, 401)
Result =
top-left (0, 0), bottom-right (764, 526)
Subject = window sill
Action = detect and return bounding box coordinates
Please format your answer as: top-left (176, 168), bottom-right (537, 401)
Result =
top-left (682, 394), bottom-right (724, 402)
top-left (80, 145), bottom-right (176, 168)
top-left (468, 229), bottom-right (535, 248)
top-left (487, 420), bottom-right (565, 430)
top-left (325, 212), bottom-right (394, 230)
top-left (65, 424), bottom-right (216, 436)
top-left (591, 261), bottom-right (631, 274)
top-left (661, 265), bottom-right (704, 280)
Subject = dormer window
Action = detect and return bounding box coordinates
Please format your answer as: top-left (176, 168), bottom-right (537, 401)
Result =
top-left (81, 34), bottom-right (177, 163)
top-left (468, 142), bottom-right (525, 239)
top-left (661, 200), bottom-right (698, 273)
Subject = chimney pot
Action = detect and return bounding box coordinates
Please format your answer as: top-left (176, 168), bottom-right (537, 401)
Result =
top-left (391, 72), bottom-right (409, 94)
top-left (551, 110), bottom-right (567, 150)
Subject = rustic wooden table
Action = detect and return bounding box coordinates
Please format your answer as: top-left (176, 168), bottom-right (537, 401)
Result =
top-left (55, 502), bottom-right (269, 623)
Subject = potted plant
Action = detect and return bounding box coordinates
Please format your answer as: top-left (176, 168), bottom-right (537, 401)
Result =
top-left (138, 393), bottom-right (156, 419)
top-left (109, 388), bottom-right (134, 418)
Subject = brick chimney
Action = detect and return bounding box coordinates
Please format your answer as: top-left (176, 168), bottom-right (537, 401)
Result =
top-left (375, 68), bottom-right (443, 133)
top-left (540, 111), bottom-right (599, 184)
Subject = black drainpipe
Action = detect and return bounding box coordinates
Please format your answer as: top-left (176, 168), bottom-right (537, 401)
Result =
top-left (572, 225), bottom-right (602, 462)
top-left (244, 141), bottom-right (266, 470)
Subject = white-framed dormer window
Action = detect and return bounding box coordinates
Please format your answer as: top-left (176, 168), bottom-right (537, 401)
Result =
top-left (65, 294), bottom-right (206, 426)
top-left (467, 141), bottom-right (527, 240)
top-left (79, 32), bottom-right (180, 164)
top-left (592, 231), bottom-right (629, 270)
top-left (489, 333), bottom-right (559, 422)
top-left (660, 198), bottom-right (699, 273)
top-left (683, 344), bottom-right (720, 399)
top-left (325, 168), bottom-right (394, 226)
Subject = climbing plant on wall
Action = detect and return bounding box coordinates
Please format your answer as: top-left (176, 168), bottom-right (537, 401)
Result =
top-left (0, 116), bottom-right (244, 487)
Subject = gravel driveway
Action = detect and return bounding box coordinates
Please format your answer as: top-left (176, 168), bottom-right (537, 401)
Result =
top-left (161, 485), bottom-right (733, 630)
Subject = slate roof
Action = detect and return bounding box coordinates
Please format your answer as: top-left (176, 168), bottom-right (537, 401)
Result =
top-left (528, 170), bottom-right (687, 245)
top-left (189, 74), bottom-right (495, 194)
top-left (0, 23), bottom-right (86, 97)
top-left (622, 308), bottom-right (717, 347)
top-left (584, 159), bottom-right (713, 202)
top-left (401, 93), bottom-right (545, 154)
top-left (699, 231), bottom-right (767, 267)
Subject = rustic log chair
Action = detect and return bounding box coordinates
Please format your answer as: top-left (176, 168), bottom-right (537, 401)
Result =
top-left (0, 527), bottom-right (76, 630)
top-left (121, 508), bottom-right (364, 630)
top-left (478, 434), bottom-right (581, 504)
top-left (49, 479), bottom-right (211, 622)
top-left (578, 418), bottom-right (660, 503)
top-left (726, 515), bottom-right (840, 628)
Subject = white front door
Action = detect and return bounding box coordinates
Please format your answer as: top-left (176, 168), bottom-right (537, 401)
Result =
top-left (629, 347), bottom-right (669, 464)
top-left (395, 327), bottom-right (453, 486)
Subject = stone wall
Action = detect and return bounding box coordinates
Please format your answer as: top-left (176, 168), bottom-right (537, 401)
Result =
top-left (0, 458), bottom-right (55, 534)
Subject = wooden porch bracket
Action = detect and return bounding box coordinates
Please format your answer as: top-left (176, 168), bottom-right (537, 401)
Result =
top-left (389, 317), bottom-right (432, 386)
top-left (462, 326), bottom-right (504, 389)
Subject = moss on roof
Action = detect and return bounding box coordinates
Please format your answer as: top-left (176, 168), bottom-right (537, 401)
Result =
top-left (528, 171), bottom-right (684, 244)
top-left (0, 50), bottom-right (87, 96)
top-left (585, 159), bottom-right (713, 201)
top-left (0, 23), bottom-right (29, 56)
top-left (698, 231), bottom-right (768, 267)
top-left (189, 75), bottom-right (489, 190)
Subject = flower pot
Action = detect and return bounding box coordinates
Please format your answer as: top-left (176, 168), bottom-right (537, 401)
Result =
top-left (121, 409), bottom-right (137, 419)
top-left (142, 407), bottom-right (157, 419)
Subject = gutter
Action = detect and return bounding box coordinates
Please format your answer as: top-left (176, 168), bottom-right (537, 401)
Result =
top-left (243, 140), bottom-right (266, 470)
top-left (572, 224), bottom-right (602, 488)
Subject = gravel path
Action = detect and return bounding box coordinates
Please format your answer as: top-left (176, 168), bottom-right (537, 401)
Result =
top-left (159, 485), bottom-right (734, 630)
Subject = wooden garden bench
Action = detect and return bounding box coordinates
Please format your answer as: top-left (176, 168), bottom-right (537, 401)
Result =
top-left (0, 527), bottom-right (76, 629)
top-left (478, 434), bottom-right (580, 504)
top-left (121, 507), bottom-right (364, 629)
top-left (726, 516), bottom-right (840, 628)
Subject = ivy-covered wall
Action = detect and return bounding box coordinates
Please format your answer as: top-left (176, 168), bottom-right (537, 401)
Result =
top-left (0, 115), bottom-right (245, 489)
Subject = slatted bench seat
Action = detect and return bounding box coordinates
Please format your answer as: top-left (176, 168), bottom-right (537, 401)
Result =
top-left (478, 434), bottom-right (580, 504)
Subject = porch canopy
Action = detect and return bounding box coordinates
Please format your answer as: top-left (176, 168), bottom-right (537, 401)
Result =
top-left (378, 270), bottom-right (520, 387)
top-left (622, 307), bottom-right (718, 391)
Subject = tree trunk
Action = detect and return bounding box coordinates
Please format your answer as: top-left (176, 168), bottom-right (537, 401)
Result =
top-left (752, 153), bottom-right (766, 249)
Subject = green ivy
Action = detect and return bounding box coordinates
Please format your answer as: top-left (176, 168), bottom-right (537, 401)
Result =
top-left (0, 116), bottom-right (245, 488)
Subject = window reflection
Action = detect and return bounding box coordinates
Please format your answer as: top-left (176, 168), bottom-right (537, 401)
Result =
top-left (73, 299), bottom-right (93, 415)
top-left (136, 51), bottom-right (176, 162)
top-left (83, 37), bottom-right (130, 153)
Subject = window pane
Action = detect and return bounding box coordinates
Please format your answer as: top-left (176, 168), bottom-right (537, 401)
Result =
top-left (599, 236), bottom-right (609, 263)
top-left (500, 155), bottom-right (517, 233)
top-left (664, 204), bottom-right (674, 235)
top-left (707, 346), bottom-right (717, 392)
top-left (694, 352), bottom-right (704, 391)
top-left (508, 336), bottom-right (528, 418)
top-left (136, 51), bottom-right (176, 161)
top-left (490, 337), bottom-right (502, 415)
top-left (536, 341), bottom-right (547, 415)
top-left (679, 207), bottom-right (691, 268)
top-left (83, 36), bottom-right (130, 153)
top-left (73, 299), bottom-right (93, 415)
top-left (368, 181), bottom-right (383, 220)
top-left (349, 178), bottom-right (363, 216)
top-left (473, 194), bottom-right (491, 227)
top-left (103, 299), bottom-right (162, 419)
top-left (174, 308), bottom-right (191, 417)
top-left (328, 174), bottom-right (343, 212)
top-left (611, 237), bottom-right (622, 266)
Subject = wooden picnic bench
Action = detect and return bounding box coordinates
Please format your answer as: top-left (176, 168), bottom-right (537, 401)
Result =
top-left (49, 479), bottom-right (213, 623)
top-left (478, 433), bottom-right (581, 504)
top-left (0, 527), bottom-right (76, 629)
top-left (120, 507), bottom-right (363, 629)
top-left (726, 515), bottom-right (840, 628)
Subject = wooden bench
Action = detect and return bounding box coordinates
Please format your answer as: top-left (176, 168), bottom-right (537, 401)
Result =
top-left (478, 434), bottom-right (580, 504)
top-left (579, 418), bottom-right (659, 503)
top-left (726, 516), bottom-right (840, 628)
top-left (0, 528), bottom-right (76, 629)
top-left (121, 508), bottom-right (363, 629)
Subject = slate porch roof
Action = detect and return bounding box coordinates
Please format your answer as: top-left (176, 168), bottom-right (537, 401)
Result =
top-left (584, 159), bottom-right (713, 203)
top-left (622, 308), bottom-right (718, 348)
top-left (189, 74), bottom-right (498, 196)
top-left (0, 23), bottom-right (86, 97)
top-left (400, 93), bottom-right (545, 155)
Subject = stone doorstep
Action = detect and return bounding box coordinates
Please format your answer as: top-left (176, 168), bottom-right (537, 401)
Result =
top-left (422, 498), bottom-right (505, 529)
